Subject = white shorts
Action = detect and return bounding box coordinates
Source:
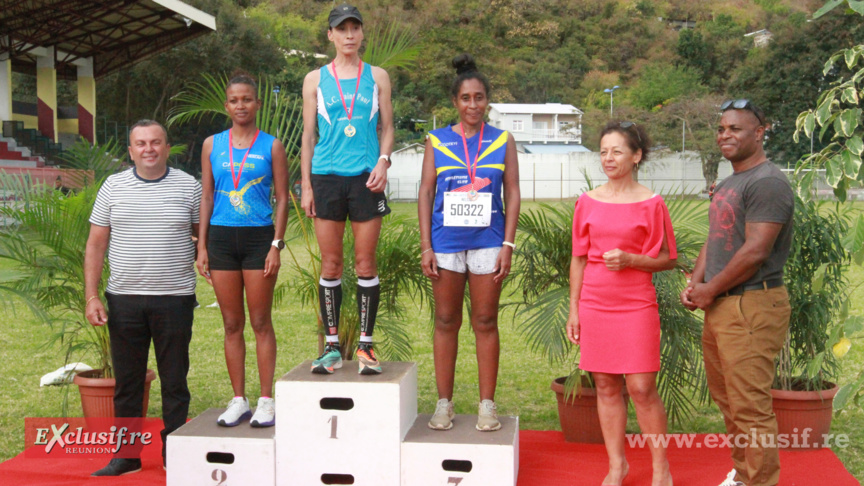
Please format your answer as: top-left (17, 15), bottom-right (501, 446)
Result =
top-left (435, 247), bottom-right (501, 275)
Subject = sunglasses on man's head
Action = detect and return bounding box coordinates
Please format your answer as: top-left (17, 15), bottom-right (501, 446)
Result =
top-left (617, 121), bottom-right (642, 142)
top-left (720, 99), bottom-right (765, 126)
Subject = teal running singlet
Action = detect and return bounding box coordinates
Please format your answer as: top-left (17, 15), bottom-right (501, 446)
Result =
top-left (311, 62), bottom-right (380, 176)
top-left (428, 123), bottom-right (509, 253)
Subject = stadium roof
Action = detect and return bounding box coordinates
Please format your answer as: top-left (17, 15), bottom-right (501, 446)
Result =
top-left (0, 0), bottom-right (216, 79)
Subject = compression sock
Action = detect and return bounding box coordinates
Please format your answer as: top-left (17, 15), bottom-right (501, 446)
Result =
top-left (319, 277), bottom-right (342, 344)
top-left (357, 276), bottom-right (380, 343)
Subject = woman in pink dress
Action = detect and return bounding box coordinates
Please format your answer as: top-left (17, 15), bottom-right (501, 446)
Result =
top-left (567, 121), bottom-right (677, 486)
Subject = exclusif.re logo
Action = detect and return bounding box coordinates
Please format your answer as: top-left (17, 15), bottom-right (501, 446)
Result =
top-left (25, 417), bottom-right (156, 459)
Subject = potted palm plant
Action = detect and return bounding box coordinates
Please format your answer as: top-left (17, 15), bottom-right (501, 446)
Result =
top-left (769, 191), bottom-right (851, 445)
top-left (782, 2), bottom-right (864, 443)
top-left (512, 197), bottom-right (707, 442)
top-left (0, 139), bottom-right (158, 417)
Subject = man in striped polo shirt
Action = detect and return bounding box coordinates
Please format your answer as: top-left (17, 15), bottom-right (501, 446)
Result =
top-left (84, 120), bottom-right (202, 476)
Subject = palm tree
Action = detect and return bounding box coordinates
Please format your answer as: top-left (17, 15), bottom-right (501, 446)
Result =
top-left (510, 196), bottom-right (709, 425)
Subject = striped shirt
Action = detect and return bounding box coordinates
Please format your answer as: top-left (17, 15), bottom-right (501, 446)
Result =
top-left (90, 167), bottom-right (201, 296)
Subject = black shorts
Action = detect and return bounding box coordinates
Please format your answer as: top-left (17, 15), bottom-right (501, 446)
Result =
top-left (311, 173), bottom-right (391, 222)
top-left (207, 225), bottom-right (275, 271)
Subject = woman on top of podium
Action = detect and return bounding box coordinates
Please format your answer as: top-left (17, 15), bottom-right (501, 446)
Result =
top-left (197, 72), bottom-right (290, 428)
top-left (300, 4), bottom-right (395, 375)
top-left (417, 54), bottom-right (520, 432)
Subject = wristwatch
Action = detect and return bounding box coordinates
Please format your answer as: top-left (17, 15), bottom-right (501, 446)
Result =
top-left (378, 154), bottom-right (391, 167)
top-left (272, 239), bottom-right (285, 250)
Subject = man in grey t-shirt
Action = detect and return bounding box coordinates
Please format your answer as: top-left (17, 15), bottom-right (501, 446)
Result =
top-left (681, 100), bottom-right (793, 486)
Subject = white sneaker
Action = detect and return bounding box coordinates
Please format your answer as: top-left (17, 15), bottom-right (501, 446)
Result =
top-left (217, 397), bottom-right (251, 427)
top-left (476, 399), bottom-right (501, 431)
top-left (250, 397), bottom-right (275, 427)
top-left (718, 468), bottom-right (744, 486)
top-left (428, 398), bottom-right (455, 430)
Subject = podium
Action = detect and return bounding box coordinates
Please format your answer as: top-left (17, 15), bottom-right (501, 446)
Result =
top-left (166, 408), bottom-right (275, 486)
top-left (275, 360), bottom-right (417, 486)
top-left (402, 414), bottom-right (519, 486)
top-left (168, 360), bottom-right (518, 486)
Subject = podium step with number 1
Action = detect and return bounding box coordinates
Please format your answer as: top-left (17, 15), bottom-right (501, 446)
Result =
top-left (275, 360), bottom-right (418, 486)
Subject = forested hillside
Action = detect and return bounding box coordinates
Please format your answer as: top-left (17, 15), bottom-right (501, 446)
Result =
top-left (89, 0), bottom-right (863, 174)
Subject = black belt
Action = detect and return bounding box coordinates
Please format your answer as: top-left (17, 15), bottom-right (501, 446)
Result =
top-left (723, 278), bottom-right (785, 297)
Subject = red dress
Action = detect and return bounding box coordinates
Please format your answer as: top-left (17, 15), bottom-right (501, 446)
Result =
top-left (571, 194), bottom-right (677, 374)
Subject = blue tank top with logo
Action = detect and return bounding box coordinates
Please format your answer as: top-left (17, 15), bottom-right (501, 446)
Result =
top-left (429, 123), bottom-right (509, 253)
top-left (311, 63), bottom-right (380, 176)
top-left (209, 129), bottom-right (276, 227)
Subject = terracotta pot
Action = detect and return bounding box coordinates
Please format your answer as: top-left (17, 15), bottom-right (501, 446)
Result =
top-left (551, 376), bottom-right (629, 444)
top-left (771, 383), bottom-right (838, 449)
top-left (73, 369), bottom-right (157, 418)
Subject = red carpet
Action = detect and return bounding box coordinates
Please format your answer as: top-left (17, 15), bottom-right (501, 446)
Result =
top-left (1, 422), bottom-right (858, 485)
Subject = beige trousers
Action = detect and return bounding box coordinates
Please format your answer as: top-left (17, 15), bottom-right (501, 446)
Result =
top-left (702, 286), bottom-right (791, 486)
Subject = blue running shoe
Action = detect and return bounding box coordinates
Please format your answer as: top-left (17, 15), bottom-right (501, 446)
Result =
top-left (311, 344), bottom-right (342, 374)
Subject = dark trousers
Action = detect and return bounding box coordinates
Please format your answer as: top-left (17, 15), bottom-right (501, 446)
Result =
top-left (106, 292), bottom-right (195, 460)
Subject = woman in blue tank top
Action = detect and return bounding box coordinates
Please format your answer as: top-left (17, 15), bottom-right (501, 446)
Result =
top-left (299, 4), bottom-right (395, 376)
top-left (418, 54), bottom-right (521, 432)
top-left (197, 73), bottom-right (289, 428)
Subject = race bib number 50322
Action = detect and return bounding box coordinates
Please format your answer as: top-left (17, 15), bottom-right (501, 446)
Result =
top-left (443, 192), bottom-right (492, 227)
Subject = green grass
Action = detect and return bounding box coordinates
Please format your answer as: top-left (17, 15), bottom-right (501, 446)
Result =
top-left (0, 201), bottom-right (862, 482)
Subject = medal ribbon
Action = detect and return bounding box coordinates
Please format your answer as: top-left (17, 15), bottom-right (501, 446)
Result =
top-left (229, 129), bottom-right (260, 190)
top-left (459, 122), bottom-right (485, 188)
top-left (332, 60), bottom-right (363, 124)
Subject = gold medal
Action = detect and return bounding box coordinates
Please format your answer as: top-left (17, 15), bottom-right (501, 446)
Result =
top-left (332, 60), bottom-right (363, 140)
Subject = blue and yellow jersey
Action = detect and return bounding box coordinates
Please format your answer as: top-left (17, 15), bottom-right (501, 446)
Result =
top-left (209, 129), bottom-right (276, 227)
top-left (429, 123), bottom-right (509, 253)
top-left (312, 64), bottom-right (380, 176)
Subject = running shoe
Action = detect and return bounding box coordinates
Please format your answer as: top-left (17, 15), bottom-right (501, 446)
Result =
top-left (91, 458), bottom-right (142, 476)
top-left (356, 342), bottom-right (382, 375)
top-left (217, 397), bottom-right (251, 427)
top-left (718, 469), bottom-right (744, 486)
top-left (250, 397), bottom-right (275, 427)
top-left (311, 344), bottom-right (342, 374)
top-left (428, 398), bottom-right (455, 430)
top-left (476, 399), bottom-right (502, 431)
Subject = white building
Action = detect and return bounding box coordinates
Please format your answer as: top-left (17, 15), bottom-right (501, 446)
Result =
top-left (487, 103), bottom-right (584, 151)
top-left (744, 29), bottom-right (774, 48)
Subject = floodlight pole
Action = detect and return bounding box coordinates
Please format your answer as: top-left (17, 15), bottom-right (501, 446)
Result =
top-left (604, 86), bottom-right (620, 117)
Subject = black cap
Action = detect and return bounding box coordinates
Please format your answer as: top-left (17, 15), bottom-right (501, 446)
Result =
top-left (328, 4), bottom-right (363, 28)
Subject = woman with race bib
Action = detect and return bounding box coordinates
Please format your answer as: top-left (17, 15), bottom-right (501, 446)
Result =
top-left (197, 73), bottom-right (289, 428)
top-left (300, 4), bottom-right (394, 375)
top-left (418, 54), bottom-right (520, 432)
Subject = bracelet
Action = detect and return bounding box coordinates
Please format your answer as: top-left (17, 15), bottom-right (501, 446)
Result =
top-left (502, 241), bottom-right (516, 249)
top-left (86, 296), bottom-right (99, 307)
top-left (420, 248), bottom-right (433, 257)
